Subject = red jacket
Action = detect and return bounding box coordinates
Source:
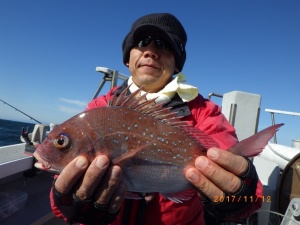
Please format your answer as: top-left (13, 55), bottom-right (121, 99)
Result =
top-left (51, 86), bottom-right (263, 225)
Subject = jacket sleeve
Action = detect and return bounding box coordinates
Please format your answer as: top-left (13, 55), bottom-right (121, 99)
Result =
top-left (85, 87), bottom-right (119, 110)
top-left (187, 95), bottom-right (263, 222)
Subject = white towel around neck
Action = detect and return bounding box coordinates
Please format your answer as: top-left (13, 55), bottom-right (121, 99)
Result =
top-left (127, 73), bottom-right (199, 104)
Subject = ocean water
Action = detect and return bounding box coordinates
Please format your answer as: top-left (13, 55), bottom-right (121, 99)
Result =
top-left (0, 119), bottom-right (35, 147)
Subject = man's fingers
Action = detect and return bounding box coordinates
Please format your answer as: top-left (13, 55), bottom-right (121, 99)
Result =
top-left (194, 156), bottom-right (242, 194)
top-left (94, 165), bottom-right (123, 206)
top-left (107, 182), bottom-right (127, 214)
top-left (186, 167), bottom-right (223, 200)
top-left (75, 155), bottom-right (110, 201)
top-left (207, 148), bottom-right (249, 176)
top-left (54, 154), bottom-right (124, 208)
top-left (185, 147), bottom-right (250, 200)
top-left (55, 156), bottom-right (89, 194)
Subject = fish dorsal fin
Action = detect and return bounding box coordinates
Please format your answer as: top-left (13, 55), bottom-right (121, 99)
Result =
top-left (110, 86), bottom-right (220, 149)
top-left (180, 125), bottom-right (219, 149)
top-left (228, 123), bottom-right (284, 157)
top-left (109, 85), bottom-right (147, 108)
top-left (110, 85), bottom-right (186, 127)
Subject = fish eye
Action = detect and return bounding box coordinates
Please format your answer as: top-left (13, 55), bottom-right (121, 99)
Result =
top-left (54, 134), bottom-right (71, 150)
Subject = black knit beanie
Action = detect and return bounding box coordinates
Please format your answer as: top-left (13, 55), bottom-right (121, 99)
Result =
top-left (122, 13), bottom-right (187, 72)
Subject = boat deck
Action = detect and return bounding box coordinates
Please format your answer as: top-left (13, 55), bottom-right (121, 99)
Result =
top-left (0, 144), bottom-right (71, 225)
top-left (0, 143), bottom-right (33, 179)
top-left (0, 172), bottom-right (71, 225)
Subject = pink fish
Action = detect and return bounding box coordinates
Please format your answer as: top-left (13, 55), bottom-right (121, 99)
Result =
top-left (33, 87), bottom-right (283, 199)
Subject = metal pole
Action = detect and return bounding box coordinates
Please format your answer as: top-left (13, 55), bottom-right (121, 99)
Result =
top-left (270, 112), bottom-right (277, 143)
top-left (229, 103), bottom-right (237, 126)
top-left (92, 67), bottom-right (129, 100)
top-left (208, 93), bottom-right (223, 100)
top-left (91, 78), bottom-right (107, 100)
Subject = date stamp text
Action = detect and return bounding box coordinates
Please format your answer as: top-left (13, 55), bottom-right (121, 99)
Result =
top-left (213, 195), bottom-right (271, 203)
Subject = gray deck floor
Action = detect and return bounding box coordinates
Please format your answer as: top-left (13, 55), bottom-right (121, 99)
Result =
top-left (0, 172), bottom-right (72, 225)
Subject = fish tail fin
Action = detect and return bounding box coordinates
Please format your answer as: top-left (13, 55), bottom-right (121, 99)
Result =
top-left (228, 123), bottom-right (284, 157)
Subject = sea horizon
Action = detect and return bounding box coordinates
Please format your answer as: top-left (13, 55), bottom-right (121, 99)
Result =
top-left (0, 118), bottom-right (35, 147)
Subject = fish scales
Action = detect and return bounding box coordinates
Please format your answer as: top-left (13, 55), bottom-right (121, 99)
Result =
top-left (85, 106), bottom-right (204, 193)
top-left (33, 86), bottom-right (283, 199)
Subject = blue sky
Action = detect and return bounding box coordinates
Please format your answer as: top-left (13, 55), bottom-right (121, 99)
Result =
top-left (1, 0), bottom-right (299, 146)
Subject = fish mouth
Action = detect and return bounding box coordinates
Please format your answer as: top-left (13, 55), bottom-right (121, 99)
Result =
top-left (33, 152), bottom-right (60, 174)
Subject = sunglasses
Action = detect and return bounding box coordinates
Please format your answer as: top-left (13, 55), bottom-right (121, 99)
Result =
top-left (136, 36), bottom-right (172, 51)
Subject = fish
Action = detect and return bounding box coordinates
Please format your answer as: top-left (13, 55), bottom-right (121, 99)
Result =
top-left (33, 86), bottom-right (283, 201)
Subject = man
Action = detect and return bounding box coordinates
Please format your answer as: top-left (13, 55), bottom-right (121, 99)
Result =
top-left (51, 13), bottom-right (262, 225)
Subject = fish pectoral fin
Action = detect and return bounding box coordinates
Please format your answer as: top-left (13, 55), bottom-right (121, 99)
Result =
top-left (125, 192), bottom-right (143, 200)
top-left (112, 142), bottom-right (153, 165)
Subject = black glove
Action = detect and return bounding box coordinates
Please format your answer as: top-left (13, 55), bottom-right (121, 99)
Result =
top-left (52, 180), bottom-right (119, 225)
top-left (201, 157), bottom-right (259, 223)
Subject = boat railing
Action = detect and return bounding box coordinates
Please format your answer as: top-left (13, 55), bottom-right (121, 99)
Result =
top-left (208, 92), bottom-right (223, 100)
top-left (92, 67), bottom-right (129, 101)
top-left (265, 108), bottom-right (300, 144)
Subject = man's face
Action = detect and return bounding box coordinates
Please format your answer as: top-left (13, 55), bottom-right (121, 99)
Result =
top-left (126, 39), bottom-right (179, 92)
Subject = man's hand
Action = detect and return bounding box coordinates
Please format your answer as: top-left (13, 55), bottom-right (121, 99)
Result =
top-left (53, 155), bottom-right (127, 224)
top-left (185, 147), bottom-right (249, 201)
